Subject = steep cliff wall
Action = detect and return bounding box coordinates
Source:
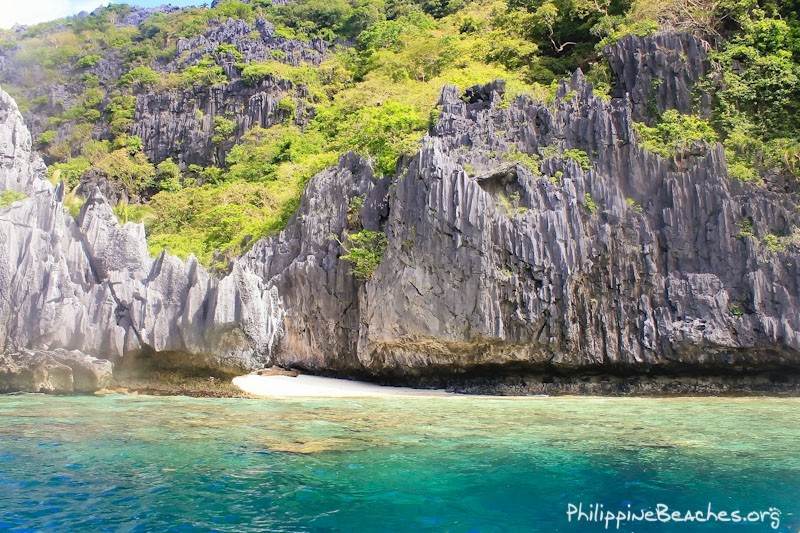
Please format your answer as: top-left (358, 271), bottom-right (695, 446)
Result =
top-left (132, 78), bottom-right (294, 167)
top-left (2, 33), bottom-right (800, 394)
top-left (247, 34), bottom-right (800, 392)
top-left (0, 87), bottom-right (284, 383)
top-left (132, 17), bottom-right (325, 167)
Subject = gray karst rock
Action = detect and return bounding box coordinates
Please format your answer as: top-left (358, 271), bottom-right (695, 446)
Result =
top-left (244, 34), bottom-right (800, 392)
top-left (1, 33), bottom-right (800, 394)
top-left (131, 17), bottom-right (326, 167)
top-left (131, 78), bottom-right (294, 167)
top-left (0, 350), bottom-right (113, 394)
top-left (605, 33), bottom-right (712, 122)
top-left (171, 17), bottom-right (326, 71)
top-left (0, 87), bottom-right (285, 392)
top-left (1, 13), bottom-right (325, 171)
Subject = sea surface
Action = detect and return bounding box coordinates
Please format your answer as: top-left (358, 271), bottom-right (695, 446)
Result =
top-left (0, 394), bottom-right (798, 532)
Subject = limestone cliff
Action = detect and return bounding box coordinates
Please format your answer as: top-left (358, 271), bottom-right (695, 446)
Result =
top-left (132, 17), bottom-right (325, 167)
top-left (0, 88), bottom-right (284, 387)
top-left (2, 33), bottom-right (800, 394)
top-left (249, 34), bottom-right (800, 392)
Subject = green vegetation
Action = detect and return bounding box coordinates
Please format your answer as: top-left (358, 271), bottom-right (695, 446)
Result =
top-left (2, 0), bottom-right (799, 268)
top-left (494, 189), bottom-right (528, 217)
top-left (0, 190), bottom-right (26, 207)
top-left (113, 201), bottom-right (156, 224)
top-left (216, 43), bottom-right (243, 62)
top-left (49, 157), bottom-right (91, 189)
top-left (621, 0), bottom-right (800, 184)
top-left (584, 192), bottom-right (597, 213)
top-left (737, 219), bottom-right (755, 239)
top-left (180, 57), bottom-right (227, 88)
top-left (62, 187), bottom-right (86, 219)
top-left (339, 230), bottom-right (388, 280)
top-left (108, 96), bottom-right (136, 137)
top-left (634, 110), bottom-right (718, 159)
top-left (763, 233), bottom-right (787, 252)
top-left (212, 117), bottom-right (237, 146)
top-left (625, 197), bottom-right (644, 213)
top-left (503, 146), bottom-right (541, 175)
top-left (37, 130), bottom-right (56, 146)
top-left (76, 54), bottom-right (101, 68)
top-left (563, 148), bottom-right (591, 170)
top-left (119, 65), bottom-right (160, 88)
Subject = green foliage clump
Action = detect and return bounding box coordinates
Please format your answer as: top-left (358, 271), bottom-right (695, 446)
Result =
top-left (49, 157), bottom-right (91, 188)
top-left (147, 180), bottom-right (304, 264)
top-left (120, 66), bottom-right (160, 88)
top-left (0, 190), bottom-right (26, 207)
top-left (323, 101), bottom-right (427, 176)
top-left (339, 229), bottom-right (388, 280)
top-left (763, 233), bottom-right (787, 252)
top-left (113, 201), bottom-right (156, 225)
top-left (563, 148), bottom-right (591, 170)
top-left (225, 126), bottom-right (331, 182)
top-left (711, 18), bottom-right (799, 140)
top-left (216, 43), bottom-right (243, 62)
top-left (83, 87), bottom-right (105, 109)
top-left (76, 54), bottom-right (101, 68)
top-left (62, 188), bottom-right (86, 219)
top-left (584, 192), bottom-right (597, 213)
top-left (211, 0), bottom-right (257, 22)
top-left (737, 219), bottom-right (755, 239)
top-left (212, 117), bottom-right (237, 145)
top-left (634, 110), bottom-right (717, 158)
top-left (95, 146), bottom-right (155, 198)
top-left (503, 146), bottom-right (541, 175)
top-left (277, 97), bottom-right (296, 117)
top-left (700, 4), bottom-right (800, 183)
top-left (108, 95), bottom-right (136, 137)
top-left (180, 58), bottom-right (227, 88)
top-left (625, 197), bottom-right (644, 213)
top-left (38, 130), bottom-right (57, 146)
top-left (240, 61), bottom-right (281, 86)
top-left (156, 159), bottom-right (183, 192)
top-left (146, 124), bottom-right (338, 263)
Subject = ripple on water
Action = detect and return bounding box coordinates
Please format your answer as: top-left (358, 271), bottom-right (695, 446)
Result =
top-left (0, 395), bottom-right (798, 532)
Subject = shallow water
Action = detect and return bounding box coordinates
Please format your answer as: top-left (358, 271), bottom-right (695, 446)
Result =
top-left (0, 394), bottom-right (798, 532)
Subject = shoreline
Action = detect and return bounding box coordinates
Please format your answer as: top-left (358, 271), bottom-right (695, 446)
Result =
top-left (6, 367), bottom-right (800, 398)
top-left (232, 374), bottom-right (454, 398)
top-left (231, 373), bottom-right (800, 399)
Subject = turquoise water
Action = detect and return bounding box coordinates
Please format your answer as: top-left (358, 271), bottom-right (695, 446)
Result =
top-left (0, 395), bottom-right (798, 532)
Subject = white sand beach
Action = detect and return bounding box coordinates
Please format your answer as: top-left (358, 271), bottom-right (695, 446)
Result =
top-left (232, 374), bottom-right (453, 398)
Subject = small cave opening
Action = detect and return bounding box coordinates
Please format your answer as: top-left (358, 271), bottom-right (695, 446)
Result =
top-left (476, 164), bottom-right (531, 217)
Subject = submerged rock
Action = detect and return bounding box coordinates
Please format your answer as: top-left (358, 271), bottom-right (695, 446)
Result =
top-left (0, 349), bottom-right (113, 394)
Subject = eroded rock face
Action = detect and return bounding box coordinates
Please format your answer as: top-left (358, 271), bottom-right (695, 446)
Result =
top-left (606, 33), bottom-right (711, 122)
top-left (0, 89), bottom-right (48, 194)
top-left (132, 78), bottom-right (294, 167)
top-left (246, 35), bottom-right (800, 388)
top-left (0, 350), bottom-right (113, 394)
top-left (0, 86), bottom-right (285, 391)
top-left (243, 152), bottom-right (391, 373)
top-left (2, 33), bottom-right (800, 394)
top-left (132, 17), bottom-right (325, 167)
